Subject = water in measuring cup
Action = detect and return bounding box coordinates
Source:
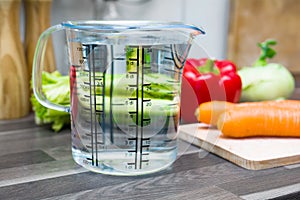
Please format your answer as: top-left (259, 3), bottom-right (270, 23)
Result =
top-left (69, 43), bottom-right (184, 175)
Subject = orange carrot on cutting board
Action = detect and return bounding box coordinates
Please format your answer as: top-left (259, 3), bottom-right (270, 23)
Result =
top-left (197, 100), bottom-right (300, 126)
top-left (217, 105), bottom-right (300, 138)
top-left (196, 101), bottom-right (234, 126)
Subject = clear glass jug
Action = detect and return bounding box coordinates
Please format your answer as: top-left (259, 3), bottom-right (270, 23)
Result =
top-left (32, 21), bottom-right (204, 176)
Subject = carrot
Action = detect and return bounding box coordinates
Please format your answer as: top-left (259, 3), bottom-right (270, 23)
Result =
top-left (196, 101), bottom-right (234, 126)
top-left (217, 106), bottom-right (300, 138)
top-left (196, 100), bottom-right (300, 126)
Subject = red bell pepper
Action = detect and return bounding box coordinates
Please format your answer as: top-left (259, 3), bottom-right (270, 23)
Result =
top-left (180, 58), bottom-right (242, 123)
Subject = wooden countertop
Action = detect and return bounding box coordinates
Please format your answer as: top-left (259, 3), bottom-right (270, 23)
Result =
top-left (1, 115), bottom-right (300, 200)
top-left (0, 75), bottom-right (299, 200)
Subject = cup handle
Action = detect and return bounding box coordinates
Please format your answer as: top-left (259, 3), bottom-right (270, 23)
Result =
top-left (32, 24), bottom-right (70, 113)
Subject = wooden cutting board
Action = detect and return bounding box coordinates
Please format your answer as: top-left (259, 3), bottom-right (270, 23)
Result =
top-left (179, 123), bottom-right (300, 170)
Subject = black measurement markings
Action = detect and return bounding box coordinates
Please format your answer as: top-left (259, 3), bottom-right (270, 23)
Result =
top-left (112, 103), bottom-right (125, 106)
top-left (136, 46), bottom-right (142, 170)
top-left (128, 57), bottom-right (139, 61)
top-left (128, 71), bottom-right (137, 74)
top-left (88, 44), bottom-right (96, 166)
top-left (128, 111), bottom-right (137, 116)
top-left (125, 46), bottom-right (156, 170)
top-left (126, 136), bottom-right (150, 169)
top-left (142, 83), bottom-right (151, 87)
top-left (113, 57), bottom-right (125, 61)
top-left (128, 98), bottom-right (138, 103)
top-left (142, 118), bottom-right (151, 125)
top-left (85, 44), bottom-right (105, 166)
top-left (140, 47), bottom-right (151, 168)
top-left (85, 133), bottom-right (92, 137)
top-left (127, 149), bottom-right (136, 153)
top-left (95, 109), bottom-right (104, 114)
top-left (126, 162), bottom-right (136, 170)
top-left (142, 98), bottom-right (151, 106)
top-left (128, 84), bottom-right (138, 88)
top-left (126, 136), bottom-right (137, 170)
top-left (164, 56), bottom-right (173, 60)
top-left (126, 46), bottom-right (140, 170)
top-left (140, 138), bottom-right (150, 167)
top-left (77, 44), bottom-right (107, 167)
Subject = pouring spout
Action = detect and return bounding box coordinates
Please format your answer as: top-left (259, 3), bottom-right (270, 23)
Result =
top-left (171, 42), bottom-right (192, 70)
top-left (169, 23), bottom-right (205, 69)
top-left (171, 25), bottom-right (205, 69)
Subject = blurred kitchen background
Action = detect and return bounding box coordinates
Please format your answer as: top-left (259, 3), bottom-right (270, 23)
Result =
top-left (19, 0), bottom-right (230, 74)
top-left (18, 0), bottom-right (300, 74)
top-left (1, 0), bottom-right (299, 120)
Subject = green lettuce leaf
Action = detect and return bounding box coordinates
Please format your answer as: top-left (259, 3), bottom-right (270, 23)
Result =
top-left (31, 71), bottom-right (179, 132)
top-left (31, 71), bottom-right (70, 132)
top-left (76, 72), bottom-right (178, 100)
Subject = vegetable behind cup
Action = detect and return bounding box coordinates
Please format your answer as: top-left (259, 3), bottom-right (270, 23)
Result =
top-left (31, 71), bottom-right (179, 132)
top-left (180, 58), bottom-right (242, 123)
top-left (238, 39), bottom-right (295, 102)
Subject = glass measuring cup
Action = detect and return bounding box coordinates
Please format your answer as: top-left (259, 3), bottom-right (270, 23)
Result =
top-left (32, 21), bottom-right (204, 176)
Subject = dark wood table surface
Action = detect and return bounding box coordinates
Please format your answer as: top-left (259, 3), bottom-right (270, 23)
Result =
top-left (0, 76), bottom-right (299, 200)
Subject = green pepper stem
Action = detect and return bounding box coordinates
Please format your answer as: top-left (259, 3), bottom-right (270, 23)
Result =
top-left (253, 39), bottom-right (277, 67)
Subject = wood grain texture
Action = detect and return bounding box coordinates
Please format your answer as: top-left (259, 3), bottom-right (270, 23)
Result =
top-left (0, 159), bottom-right (285, 200)
top-left (0, 0), bottom-right (30, 119)
top-left (241, 183), bottom-right (300, 200)
top-left (228, 0), bottom-right (300, 74)
top-left (179, 123), bottom-right (300, 170)
top-left (0, 159), bottom-right (77, 184)
top-left (0, 127), bottom-right (70, 156)
top-left (24, 0), bottom-right (56, 78)
top-left (0, 162), bottom-right (243, 200)
top-left (218, 166), bottom-right (300, 196)
top-left (0, 150), bottom-right (55, 169)
top-left (41, 184), bottom-right (242, 200)
top-left (1, 97), bottom-right (300, 200)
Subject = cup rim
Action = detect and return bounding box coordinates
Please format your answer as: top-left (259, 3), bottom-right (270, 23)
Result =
top-left (61, 20), bottom-right (205, 35)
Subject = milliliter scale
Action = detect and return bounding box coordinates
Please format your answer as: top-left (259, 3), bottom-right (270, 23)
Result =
top-left (32, 21), bottom-right (204, 175)
top-left (72, 44), bottom-right (180, 174)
